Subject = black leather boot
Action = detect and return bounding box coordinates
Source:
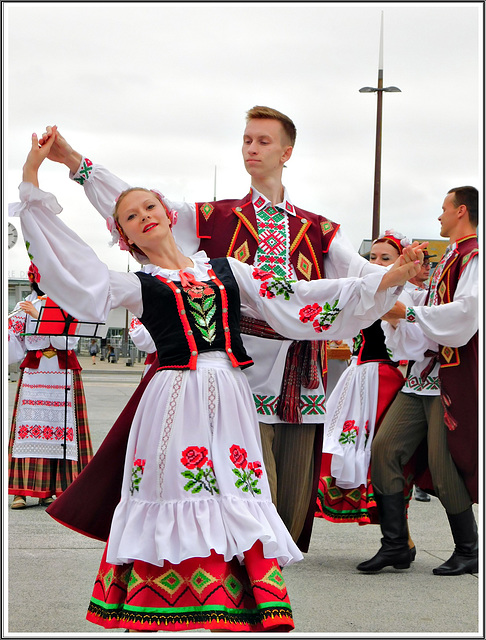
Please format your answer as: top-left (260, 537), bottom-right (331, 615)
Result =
top-left (433, 507), bottom-right (478, 576)
top-left (357, 492), bottom-right (411, 572)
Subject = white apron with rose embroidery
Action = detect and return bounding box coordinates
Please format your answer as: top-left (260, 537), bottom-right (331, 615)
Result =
top-left (321, 284), bottom-right (428, 490)
top-left (16, 181), bottom-right (404, 569)
top-left (107, 350), bottom-right (300, 567)
top-left (321, 355), bottom-right (380, 489)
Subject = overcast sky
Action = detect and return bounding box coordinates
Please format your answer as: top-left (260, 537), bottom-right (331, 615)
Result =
top-left (4, 1), bottom-right (483, 278)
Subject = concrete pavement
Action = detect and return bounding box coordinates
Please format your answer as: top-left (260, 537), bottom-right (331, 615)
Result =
top-left (6, 357), bottom-right (481, 636)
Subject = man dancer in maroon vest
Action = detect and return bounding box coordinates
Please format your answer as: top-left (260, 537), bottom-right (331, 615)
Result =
top-left (38, 108), bottom-right (395, 551)
top-left (357, 186), bottom-right (478, 576)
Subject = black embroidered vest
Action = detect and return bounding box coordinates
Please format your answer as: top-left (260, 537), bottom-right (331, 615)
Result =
top-left (352, 319), bottom-right (399, 366)
top-left (136, 258), bottom-right (253, 371)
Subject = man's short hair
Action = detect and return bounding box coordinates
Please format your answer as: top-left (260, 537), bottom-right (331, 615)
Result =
top-left (448, 186), bottom-right (478, 227)
top-left (246, 106), bottom-right (297, 147)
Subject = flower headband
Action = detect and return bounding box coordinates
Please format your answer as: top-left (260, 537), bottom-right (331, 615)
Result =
top-left (105, 189), bottom-right (178, 265)
top-left (27, 262), bottom-right (41, 284)
top-left (372, 229), bottom-right (411, 255)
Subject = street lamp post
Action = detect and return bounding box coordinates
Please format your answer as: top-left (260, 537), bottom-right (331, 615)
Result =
top-left (359, 12), bottom-right (401, 241)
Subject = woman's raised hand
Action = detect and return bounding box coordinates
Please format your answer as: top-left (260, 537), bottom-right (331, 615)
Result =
top-left (22, 132), bottom-right (57, 187)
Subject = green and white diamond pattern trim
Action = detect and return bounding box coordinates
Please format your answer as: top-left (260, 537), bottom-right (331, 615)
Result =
top-left (406, 307), bottom-right (417, 323)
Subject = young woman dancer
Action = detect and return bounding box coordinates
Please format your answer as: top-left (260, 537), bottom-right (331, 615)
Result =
top-left (14, 132), bottom-right (424, 632)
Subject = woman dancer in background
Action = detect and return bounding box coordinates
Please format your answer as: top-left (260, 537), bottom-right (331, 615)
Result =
top-left (316, 231), bottom-right (424, 560)
top-left (8, 264), bottom-right (93, 509)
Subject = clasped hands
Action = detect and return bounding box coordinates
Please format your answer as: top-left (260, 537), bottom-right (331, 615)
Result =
top-left (377, 241), bottom-right (428, 292)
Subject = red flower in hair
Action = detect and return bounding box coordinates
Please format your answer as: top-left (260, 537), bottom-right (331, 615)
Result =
top-left (27, 262), bottom-right (41, 284)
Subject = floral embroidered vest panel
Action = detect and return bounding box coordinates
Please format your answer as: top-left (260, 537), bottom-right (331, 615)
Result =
top-left (136, 258), bottom-right (253, 370)
top-left (194, 194), bottom-right (340, 282)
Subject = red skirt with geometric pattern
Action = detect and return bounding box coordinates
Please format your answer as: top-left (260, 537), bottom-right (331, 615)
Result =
top-left (87, 539), bottom-right (294, 632)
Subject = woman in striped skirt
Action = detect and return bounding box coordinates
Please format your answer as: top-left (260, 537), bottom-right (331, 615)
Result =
top-left (8, 264), bottom-right (93, 509)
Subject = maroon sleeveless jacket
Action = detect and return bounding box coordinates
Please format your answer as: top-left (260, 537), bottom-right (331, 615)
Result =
top-left (195, 193), bottom-right (340, 282)
top-left (431, 235), bottom-right (478, 502)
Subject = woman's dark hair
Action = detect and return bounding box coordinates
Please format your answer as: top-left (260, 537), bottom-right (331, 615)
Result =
top-left (31, 282), bottom-right (45, 297)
